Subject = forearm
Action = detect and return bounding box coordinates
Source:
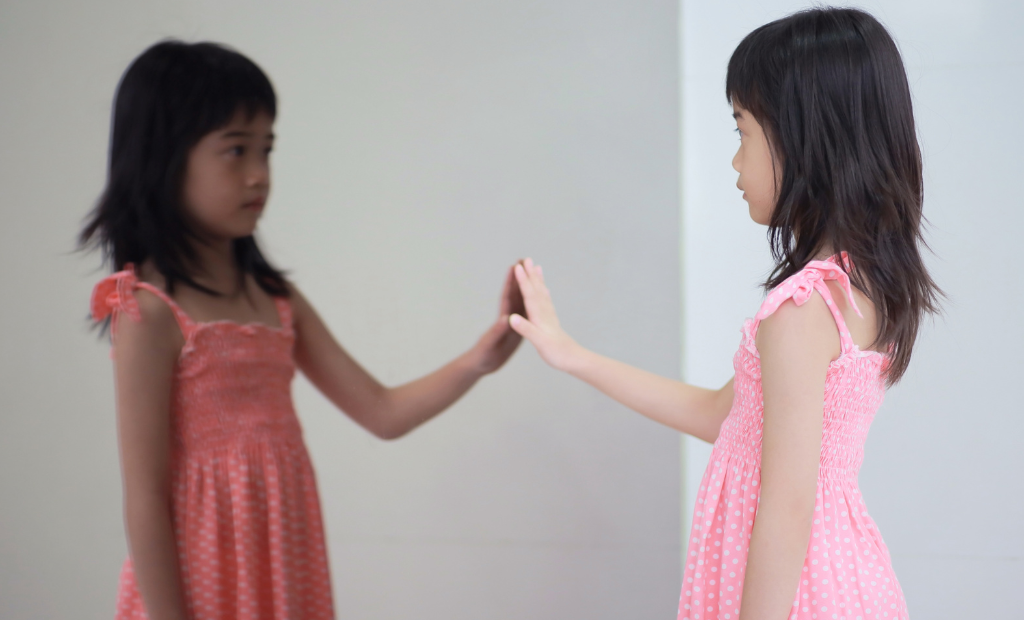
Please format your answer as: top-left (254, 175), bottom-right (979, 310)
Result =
top-left (124, 492), bottom-right (188, 620)
top-left (377, 349), bottom-right (484, 439)
top-left (566, 346), bottom-right (730, 442)
top-left (738, 498), bottom-right (814, 620)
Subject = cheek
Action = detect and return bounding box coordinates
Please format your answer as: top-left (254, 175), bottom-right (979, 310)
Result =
top-left (184, 164), bottom-right (235, 215)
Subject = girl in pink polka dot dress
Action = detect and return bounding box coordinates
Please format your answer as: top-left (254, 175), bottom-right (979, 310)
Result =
top-left (509, 8), bottom-right (939, 620)
top-left (82, 41), bottom-right (524, 620)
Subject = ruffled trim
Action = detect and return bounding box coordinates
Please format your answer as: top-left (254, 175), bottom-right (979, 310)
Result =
top-left (90, 264), bottom-right (142, 324)
top-left (738, 254), bottom-right (888, 374)
top-left (753, 254), bottom-right (862, 324)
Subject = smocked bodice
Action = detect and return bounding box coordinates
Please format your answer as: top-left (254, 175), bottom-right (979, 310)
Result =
top-left (719, 316), bottom-right (886, 482)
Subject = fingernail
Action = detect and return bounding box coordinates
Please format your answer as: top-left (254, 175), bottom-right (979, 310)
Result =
top-left (510, 315), bottom-right (521, 326)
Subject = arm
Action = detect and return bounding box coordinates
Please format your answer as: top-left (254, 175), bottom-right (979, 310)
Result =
top-left (508, 258), bottom-right (733, 443)
top-left (738, 294), bottom-right (838, 620)
top-left (112, 291), bottom-right (189, 620)
top-left (292, 266), bottom-right (524, 440)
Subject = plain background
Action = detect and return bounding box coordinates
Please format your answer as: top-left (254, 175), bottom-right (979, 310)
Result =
top-left (0, 1), bottom-right (681, 618)
top-left (681, 0), bottom-right (1023, 617)
top-left (2, 0), bottom-right (1020, 618)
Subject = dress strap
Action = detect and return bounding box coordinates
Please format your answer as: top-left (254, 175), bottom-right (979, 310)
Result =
top-left (273, 296), bottom-right (293, 335)
top-left (752, 254), bottom-right (862, 355)
top-left (90, 264), bottom-right (195, 339)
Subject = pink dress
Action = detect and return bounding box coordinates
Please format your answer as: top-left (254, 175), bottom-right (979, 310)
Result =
top-left (678, 257), bottom-right (908, 620)
top-left (92, 266), bottom-right (335, 620)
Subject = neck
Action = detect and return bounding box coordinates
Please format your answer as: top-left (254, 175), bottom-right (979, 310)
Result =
top-left (191, 236), bottom-right (243, 296)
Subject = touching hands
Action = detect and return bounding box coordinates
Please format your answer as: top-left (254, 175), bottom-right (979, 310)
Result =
top-left (471, 263), bottom-right (527, 375)
top-left (508, 258), bottom-right (582, 373)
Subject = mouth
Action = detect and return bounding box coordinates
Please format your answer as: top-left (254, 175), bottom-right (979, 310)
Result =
top-left (243, 197), bottom-right (266, 211)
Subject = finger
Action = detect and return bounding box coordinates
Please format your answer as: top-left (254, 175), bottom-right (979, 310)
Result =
top-left (525, 257), bottom-right (543, 285)
top-left (514, 264), bottom-right (548, 321)
top-left (508, 313), bottom-right (541, 344)
top-left (513, 263), bottom-right (537, 300)
top-left (523, 262), bottom-right (552, 308)
top-left (498, 266), bottom-right (516, 316)
top-left (533, 264), bottom-right (548, 292)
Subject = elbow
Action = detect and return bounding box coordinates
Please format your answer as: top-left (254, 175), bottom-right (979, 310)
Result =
top-left (348, 388), bottom-right (408, 440)
top-left (774, 488), bottom-right (818, 528)
top-left (366, 398), bottom-right (410, 441)
top-left (373, 422), bottom-right (408, 441)
top-left (759, 477), bottom-right (818, 528)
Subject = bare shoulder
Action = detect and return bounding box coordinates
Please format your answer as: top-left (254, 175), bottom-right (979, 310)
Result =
top-left (115, 287), bottom-right (183, 353)
top-left (757, 294), bottom-right (840, 363)
top-left (283, 281), bottom-right (314, 319)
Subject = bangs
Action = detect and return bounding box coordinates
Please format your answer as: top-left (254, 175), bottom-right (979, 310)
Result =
top-left (725, 22), bottom-right (779, 127)
top-left (165, 42), bottom-right (277, 142)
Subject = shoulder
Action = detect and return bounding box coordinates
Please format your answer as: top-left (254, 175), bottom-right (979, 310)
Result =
top-left (283, 280), bottom-right (310, 309)
top-left (113, 286), bottom-right (183, 354)
top-left (757, 293), bottom-right (840, 365)
top-left (281, 280), bottom-right (317, 326)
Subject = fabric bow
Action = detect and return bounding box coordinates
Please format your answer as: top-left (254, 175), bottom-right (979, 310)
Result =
top-left (90, 264), bottom-right (142, 323)
top-left (792, 257), bottom-right (863, 318)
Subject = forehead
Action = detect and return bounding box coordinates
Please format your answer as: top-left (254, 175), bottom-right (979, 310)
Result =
top-left (216, 108), bottom-right (275, 136)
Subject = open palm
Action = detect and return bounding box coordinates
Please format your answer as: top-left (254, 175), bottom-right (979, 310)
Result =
top-left (508, 258), bottom-right (581, 372)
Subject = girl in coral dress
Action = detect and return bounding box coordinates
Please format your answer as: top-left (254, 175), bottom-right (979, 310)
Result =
top-left (83, 41), bottom-right (523, 620)
top-left (509, 8), bottom-right (939, 620)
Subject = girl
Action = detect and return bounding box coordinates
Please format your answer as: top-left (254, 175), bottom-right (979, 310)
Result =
top-left (509, 8), bottom-right (938, 620)
top-left (82, 41), bottom-right (524, 620)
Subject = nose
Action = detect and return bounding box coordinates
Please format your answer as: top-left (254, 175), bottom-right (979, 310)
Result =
top-left (248, 158), bottom-right (270, 188)
top-left (731, 147), bottom-right (741, 174)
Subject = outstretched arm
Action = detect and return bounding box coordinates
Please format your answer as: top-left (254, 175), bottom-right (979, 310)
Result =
top-left (508, 258), bottom-right (732, 443)
top-left (293, 265), bottom-right (524, 440)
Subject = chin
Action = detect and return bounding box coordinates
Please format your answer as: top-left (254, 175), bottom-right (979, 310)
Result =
top-left (748, 205), bottom-right (770, 226)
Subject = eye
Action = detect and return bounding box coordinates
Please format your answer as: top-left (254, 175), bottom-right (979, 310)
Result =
top-left (228, 145), bottom-right (245, 156)
top-left (734, 127), bottom-right (742, 140)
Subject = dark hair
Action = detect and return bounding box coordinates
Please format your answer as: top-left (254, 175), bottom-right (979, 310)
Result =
top-left (80, 40), bottom-right (288, 299)
top-left (726, 7), bottom-right (941, 384)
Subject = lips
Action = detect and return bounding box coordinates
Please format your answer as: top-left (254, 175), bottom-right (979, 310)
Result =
top-left (243, 197), bottom-right (266, 210)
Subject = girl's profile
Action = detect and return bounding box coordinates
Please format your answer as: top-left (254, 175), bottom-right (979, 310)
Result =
top-left (510, 7), bottom-right (940, 619)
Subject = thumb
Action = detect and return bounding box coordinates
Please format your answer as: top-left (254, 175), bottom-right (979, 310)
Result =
top-left (508, 313), bottom-right (541, 343)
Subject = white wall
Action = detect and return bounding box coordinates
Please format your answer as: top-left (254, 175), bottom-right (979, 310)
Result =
top-left (680, 1), bottom-right (1023, 616)
top-left (0, 1), bottom-right (681, 618)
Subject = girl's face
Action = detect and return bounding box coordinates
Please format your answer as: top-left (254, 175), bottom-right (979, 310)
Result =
top-left (731, 103), bottom-right (779, 225)
top-left (182, 109), bottom-right (275, 241)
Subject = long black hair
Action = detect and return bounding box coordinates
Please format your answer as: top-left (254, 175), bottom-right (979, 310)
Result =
top-left (726, 7), bottom-right (941, 384)
top-left (80, 40), bottom-right (288, 298)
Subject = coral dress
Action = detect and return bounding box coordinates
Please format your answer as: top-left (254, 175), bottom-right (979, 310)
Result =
top-left (92, 266), bottom-right (335, 620)
top-left (678, 257), bottom-right (908, 620)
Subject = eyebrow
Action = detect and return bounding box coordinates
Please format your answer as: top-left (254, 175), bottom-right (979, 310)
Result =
top-left (732, 111), bottom-right (743, 120)
top-left (222, 130), bottom-right (275, 140)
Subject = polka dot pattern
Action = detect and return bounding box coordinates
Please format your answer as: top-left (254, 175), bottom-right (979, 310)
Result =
top-left (678, 257), bottom-right (907, 620)
top-left (94, 267), bottom-right (335, 620)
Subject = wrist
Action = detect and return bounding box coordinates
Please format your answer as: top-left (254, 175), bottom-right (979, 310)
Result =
top-left (462, 342), bottom-right (492, 378)
top-left (558, 339), bottom-right (591, 376)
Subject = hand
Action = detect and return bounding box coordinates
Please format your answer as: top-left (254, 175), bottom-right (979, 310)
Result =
top-left (470, 263), bottom-right (526, 375)
top-left (508, 258), bottom-right (582, 372)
